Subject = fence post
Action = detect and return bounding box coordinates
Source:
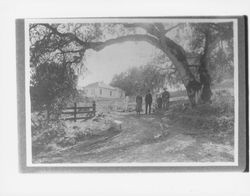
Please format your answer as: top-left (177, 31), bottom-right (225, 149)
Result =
top-left (93, 101), bottom-right (96, 116)
top-left (74, 102), bottom-right (77, 122)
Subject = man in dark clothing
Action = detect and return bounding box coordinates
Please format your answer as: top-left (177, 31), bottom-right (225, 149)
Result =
top-left (145, 90), bottom-right (152, 114)
top-left (162, 88), bottom-right (170, 110)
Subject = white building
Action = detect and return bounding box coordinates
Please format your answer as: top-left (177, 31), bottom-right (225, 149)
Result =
top-left (83, 82), bottom-right (125, 99)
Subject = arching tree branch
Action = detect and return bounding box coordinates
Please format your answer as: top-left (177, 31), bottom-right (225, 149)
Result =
top-left (86, 34), bottom-right (161, 51)
top-left (31, 23), bottom-right (198, 101)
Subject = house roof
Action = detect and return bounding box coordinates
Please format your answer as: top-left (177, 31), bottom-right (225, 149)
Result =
top-left (84, 82), bottom-right (117, 90)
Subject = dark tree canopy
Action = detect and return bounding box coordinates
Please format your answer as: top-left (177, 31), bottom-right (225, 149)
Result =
top-left (30, 61), bottom-right (78, 118)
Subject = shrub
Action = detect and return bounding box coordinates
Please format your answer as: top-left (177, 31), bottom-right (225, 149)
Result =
top-left (212, 90), bottom-right (234, 115)
top-left (32, 119), bottom-right (66, 155)
top-left (167, 89), bottom-right (234, 133)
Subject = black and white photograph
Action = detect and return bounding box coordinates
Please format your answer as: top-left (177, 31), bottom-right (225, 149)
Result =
top-left (0, 0), bottom-right (250, 195)
top-left (17, 17), bottom-right (247, 170)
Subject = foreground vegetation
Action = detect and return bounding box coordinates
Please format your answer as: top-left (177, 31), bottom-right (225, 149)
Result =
top-left (32, 88), bottom-right (234, 163)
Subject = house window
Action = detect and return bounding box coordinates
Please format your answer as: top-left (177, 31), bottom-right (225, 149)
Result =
top-left (100, 89), bottom-right (102, 95)
top-left (110, 91), bottom-right (112, 96)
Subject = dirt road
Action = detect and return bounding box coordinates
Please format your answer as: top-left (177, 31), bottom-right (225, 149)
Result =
top-left (36, 111), bottom-right (234, 163)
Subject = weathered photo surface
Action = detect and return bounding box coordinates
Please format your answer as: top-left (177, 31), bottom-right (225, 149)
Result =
top-left (21, 17), bottom-right (246, 169)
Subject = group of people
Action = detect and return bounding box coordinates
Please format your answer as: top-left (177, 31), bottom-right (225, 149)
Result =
top-left (135, 88), bottom-right (170, 115)
top-left (156, 88), bottom-right (170, 110)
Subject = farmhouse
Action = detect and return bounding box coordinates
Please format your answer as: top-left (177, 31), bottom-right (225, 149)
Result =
top-left (83, 82), bottom-right (125, 99)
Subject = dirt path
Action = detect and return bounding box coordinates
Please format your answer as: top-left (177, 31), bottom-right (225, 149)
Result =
top-left (36, 112), bottom-right (234, 163)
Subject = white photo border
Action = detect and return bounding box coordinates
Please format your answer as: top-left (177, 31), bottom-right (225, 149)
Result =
top-left (24, 17), bottom-right (239, 168)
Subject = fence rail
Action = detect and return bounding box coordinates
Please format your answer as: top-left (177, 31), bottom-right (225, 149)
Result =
top-left (61, 102), bottom-right (96, 122)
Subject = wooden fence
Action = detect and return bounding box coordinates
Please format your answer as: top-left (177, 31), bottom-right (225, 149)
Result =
top-left (61, 102), bottom-right (96, 122)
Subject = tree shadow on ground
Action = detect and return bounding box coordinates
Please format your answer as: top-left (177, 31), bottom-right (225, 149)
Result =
top-left (67, 130), bottom-right (171, 161)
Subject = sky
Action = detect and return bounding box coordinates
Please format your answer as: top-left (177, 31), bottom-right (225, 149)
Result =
top-left (77, 41), bottom-right (161, 88)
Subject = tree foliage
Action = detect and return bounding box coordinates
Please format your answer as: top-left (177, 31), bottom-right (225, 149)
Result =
top-left (30, 61), bottom-right (78, 118)
top-left (29, 24), bottom-right (86, 116)
top-left (110, 56), bottom-right (177, 96)
top-left (189, 22), bottom-right (234, 83)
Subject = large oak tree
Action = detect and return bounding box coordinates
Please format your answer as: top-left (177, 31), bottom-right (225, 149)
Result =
top-left (29, 21), bottom-right (233, 109)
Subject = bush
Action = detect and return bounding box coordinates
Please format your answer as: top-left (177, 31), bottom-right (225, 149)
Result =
top-left (32, 119), bottom-right (66, 155)
top-left (167, 89), bottom-right (234, 133)
top-left (212, 90), bottom-right (234, 115)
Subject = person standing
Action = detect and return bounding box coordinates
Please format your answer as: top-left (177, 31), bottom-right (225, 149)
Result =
top-left (135, 94), bottom-right (143, 115)
top-left (156, 94), bottom-right (163, 110)
top-left (145, 90), bottom-right (152, 114)
top-left (162, 88), bottom-right (170, 110)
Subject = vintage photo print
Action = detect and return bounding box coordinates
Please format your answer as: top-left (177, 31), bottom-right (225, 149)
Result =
top-left (16, 17), bottom-right (248, 172)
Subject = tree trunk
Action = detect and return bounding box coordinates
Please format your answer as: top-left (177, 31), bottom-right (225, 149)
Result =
top-left (199, 58), bottom-right (212, 104)
top-left (198, 31), bottom-right (213, 104)
top-left (158, 37), bottom-right (202, 107)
